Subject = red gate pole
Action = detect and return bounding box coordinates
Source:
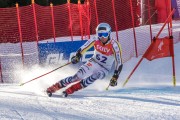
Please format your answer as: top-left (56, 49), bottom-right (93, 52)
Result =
top-left (32, 0), bottom-right (39, 45)
top-left (168, 1), bottom-right (176, 86)
top-left (129, 0), bottom-right (138, 57)
top-left (170, 35), bottom-right (176, 87)
top-left (123, 57), bottom-right (144, 87)
top-left (165, 0), bottom-right (171, 37)
top-left (50, 3), bottom-right (56, 43)
top-left (16, 3), bottom-right (24, 66)
top-left (155, 9), bottom-right (175, 39)
top-left (67, 0), bottom-right (73, 41)
top-left (112, 0), bottom-right (119, 42)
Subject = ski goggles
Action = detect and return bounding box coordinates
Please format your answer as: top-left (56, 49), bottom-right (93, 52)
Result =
top-left (98, 32), bottom-right (109, 38)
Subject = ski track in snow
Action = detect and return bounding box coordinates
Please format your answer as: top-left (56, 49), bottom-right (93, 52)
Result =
top-left (0, 84), bottom-right (180, 120)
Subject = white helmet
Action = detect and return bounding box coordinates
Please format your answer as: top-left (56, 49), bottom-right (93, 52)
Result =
top-left (96, 23), bottom-right (111, 38)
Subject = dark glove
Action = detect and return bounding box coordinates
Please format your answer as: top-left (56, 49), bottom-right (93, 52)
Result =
top-left (109, 70), bottom-right (119, 87)
top-left (71, 49), bottom-right (82, 64)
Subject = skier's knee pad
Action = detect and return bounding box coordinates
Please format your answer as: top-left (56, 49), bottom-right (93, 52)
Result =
top-left (92, 71), bottom-right (105, 80)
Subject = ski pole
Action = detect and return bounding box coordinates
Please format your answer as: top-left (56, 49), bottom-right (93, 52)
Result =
top-left (20, 62), bottom-right (71, 86)
top-left (106, 84), bottom-right (110, 90)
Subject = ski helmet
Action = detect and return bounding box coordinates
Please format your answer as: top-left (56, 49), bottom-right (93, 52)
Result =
top-left (96, 23), bottom-right (111, 38)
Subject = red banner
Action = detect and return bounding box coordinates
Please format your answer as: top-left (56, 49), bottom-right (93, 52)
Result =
top-left (143, 37), bottom-right (174, 61)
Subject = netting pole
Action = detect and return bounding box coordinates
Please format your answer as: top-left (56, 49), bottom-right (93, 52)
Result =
top-left (147, 0), bottom-right (153, 42)
top-left (86, 0), bottom-right (90, 39)
top-left (112, 0), bottom-right (119, 42)
top-left (32, 0), bottom-right (39, 45)
top-left (16, 3), bottom-right (24, 66)
top-left (67, 0), bottom-right (73, 41)
top-left (94, 0), bottom-right (99, 26)
top-left (50, 3), bottom-right (56, 43)
top-left (78, 0), bottom-right (83, 40)
top-left (129, 0), bottom-right (138, 57)
top-left (0, 57), bottom-right (3, 83)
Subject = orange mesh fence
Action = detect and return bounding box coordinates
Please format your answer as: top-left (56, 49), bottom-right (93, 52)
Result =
top-left (19, 5), bottom-right (36, 42)
top-left (35, 4), bottom-right (54, 41)
top-left (88, 0), bottom-right (139, 34)
top-left (70, 3), bottom-right (82, 38)
top-left (0, 1), bottom-right (139, 43)
top-left (0, 7), bottom-right (19, 43)
top-left (53, 4), bottom-right (70, 38)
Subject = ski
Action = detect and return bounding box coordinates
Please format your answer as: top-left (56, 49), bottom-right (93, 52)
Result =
top-left (45, 90), bottom-right (68, 98)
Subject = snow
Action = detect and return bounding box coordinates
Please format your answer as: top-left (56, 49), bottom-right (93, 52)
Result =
top-left (1, 83), bottom-right (180, 120)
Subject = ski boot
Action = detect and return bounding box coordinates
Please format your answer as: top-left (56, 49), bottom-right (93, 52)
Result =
top-left (46, 82), bottom-right (62, 97)
top-left (62, 82), bottom-right (82, 97)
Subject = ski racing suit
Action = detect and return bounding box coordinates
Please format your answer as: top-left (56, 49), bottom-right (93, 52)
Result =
top-left (59, 37), bottom-right (123, 89)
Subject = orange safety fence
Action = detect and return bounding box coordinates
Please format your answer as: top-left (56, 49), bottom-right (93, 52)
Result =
top-left (0, 0), bottom-right (139, 43)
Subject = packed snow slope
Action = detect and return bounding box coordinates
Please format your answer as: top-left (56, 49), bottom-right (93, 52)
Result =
top-left (0, 42), bottom-right (179, 120)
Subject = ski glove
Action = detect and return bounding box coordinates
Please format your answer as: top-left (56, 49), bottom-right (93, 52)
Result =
top-left (71, 49), bottom-right (82, 64)
top-left (109, 70), bottom-right (119, 87)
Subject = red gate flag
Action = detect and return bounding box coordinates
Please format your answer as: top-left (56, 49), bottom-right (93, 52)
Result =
top-left (143, 37), bottom-right (174, 61)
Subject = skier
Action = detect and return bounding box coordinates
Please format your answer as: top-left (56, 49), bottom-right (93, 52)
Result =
top-left (46, 23), bottom-right (123, 97)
